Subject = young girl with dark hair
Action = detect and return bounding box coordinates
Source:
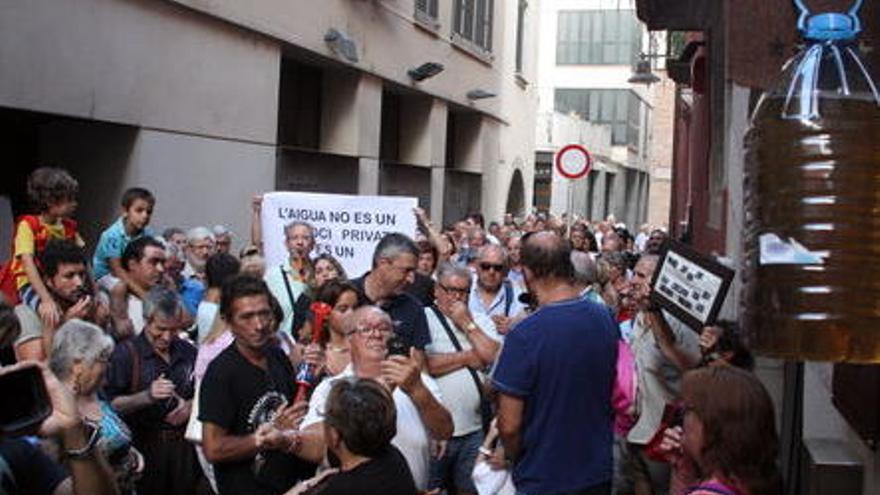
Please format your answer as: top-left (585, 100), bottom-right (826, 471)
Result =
top-left (313, 280), bottom-right (361, 377)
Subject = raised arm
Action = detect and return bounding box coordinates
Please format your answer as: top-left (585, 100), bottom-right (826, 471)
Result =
top-left (414, 208), bottom-right (444, 253)
top-left (447, 303), bottom-right (500, 366)
top-left (251, 195), bottom-right (264, 253)
top-left (645, 311), bottom-right (701, 371)
top-left (383, 351), bottom-right (453, 441)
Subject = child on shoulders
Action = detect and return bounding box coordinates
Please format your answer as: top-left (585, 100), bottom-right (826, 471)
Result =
top-left (8, 167), bottom-right (84, 328)
top-left (92, 187), bottom-right (156, 297)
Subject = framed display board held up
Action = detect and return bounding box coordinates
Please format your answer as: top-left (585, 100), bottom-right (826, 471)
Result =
top-left (649, 240), bottom-right (735, 331)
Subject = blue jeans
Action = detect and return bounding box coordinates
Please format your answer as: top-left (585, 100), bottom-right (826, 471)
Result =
top-left (429, 430), bottom-right (483, 494)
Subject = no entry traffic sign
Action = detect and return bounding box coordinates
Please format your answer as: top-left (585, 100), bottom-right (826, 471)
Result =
top-left (555, 144), bottom-right (592, 180)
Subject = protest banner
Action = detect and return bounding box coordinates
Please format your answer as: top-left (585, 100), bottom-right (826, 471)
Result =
top-left (261, 192), bottom-right (418, 278)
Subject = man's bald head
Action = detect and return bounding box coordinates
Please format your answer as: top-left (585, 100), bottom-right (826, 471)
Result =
top-left (521, 231), bottom-right (574, 282)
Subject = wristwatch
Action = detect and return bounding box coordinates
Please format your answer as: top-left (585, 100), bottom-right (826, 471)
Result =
top-left (65, 421), bottom-right (101, 459)
top-left (464, 321), bottom-right (478, 332)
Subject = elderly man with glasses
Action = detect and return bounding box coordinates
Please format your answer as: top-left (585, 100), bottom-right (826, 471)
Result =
top-left (468, 245), bottom-right (526, 335)
top-left (297, 305), bottom-right (453, 491)
top-left (424, 263), bottom-right (501, 495)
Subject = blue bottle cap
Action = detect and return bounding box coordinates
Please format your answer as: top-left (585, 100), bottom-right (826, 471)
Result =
top-left (794, 0), bottom-right (863, 41)
top-left (804, 13), bottom-right (858, 40)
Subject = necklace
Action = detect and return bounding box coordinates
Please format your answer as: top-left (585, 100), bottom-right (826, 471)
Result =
top-left (327, 344), bottom-right (349, 353)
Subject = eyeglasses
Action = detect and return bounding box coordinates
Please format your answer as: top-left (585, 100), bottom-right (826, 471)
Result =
top-left (479, 263), bottom-right (506, 273)
top-left (349, 324), bottom-right (393, 337)
top-left (439, 283), bottom-right (470, 295)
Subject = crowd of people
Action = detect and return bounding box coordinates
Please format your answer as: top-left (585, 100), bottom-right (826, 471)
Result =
top-left (0, 166), bottom-right (780, 495)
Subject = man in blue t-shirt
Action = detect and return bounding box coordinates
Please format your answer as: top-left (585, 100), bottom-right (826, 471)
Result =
top-left (492, 232), bottom-right (618, 495)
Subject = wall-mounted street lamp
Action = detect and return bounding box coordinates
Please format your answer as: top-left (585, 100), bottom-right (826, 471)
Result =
top-left (408, 62), bottom-right (445, 81)
top-left (466, 89), bottom-right (496, 100)
top-left (628, 30), bottom-right (666, 86)
top-left (628, 59), bottom-right (661, 85)
top-left (324, 28), bottom-right (359, 63)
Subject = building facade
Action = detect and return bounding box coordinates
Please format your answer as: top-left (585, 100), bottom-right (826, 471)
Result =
top-left (637, 1), bottom-right (880, 493)
top-left (0, 0), bottom-right (539, 252)
top-left (534, 0), bottom-right (670, 230)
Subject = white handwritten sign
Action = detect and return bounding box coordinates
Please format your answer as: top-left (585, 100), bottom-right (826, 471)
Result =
top-left (261, 192), bottom-right (418, 279)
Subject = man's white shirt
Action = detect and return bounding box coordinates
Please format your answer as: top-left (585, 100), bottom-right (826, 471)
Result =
top-left (424, 309), bottom-right (500, 437)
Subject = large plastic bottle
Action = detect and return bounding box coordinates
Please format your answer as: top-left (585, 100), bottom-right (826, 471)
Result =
top-left (742, 0), bottom-right (880, 363)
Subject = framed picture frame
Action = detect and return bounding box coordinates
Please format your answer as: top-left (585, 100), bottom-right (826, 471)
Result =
top-left (649, 240), bottom-right (735, 331)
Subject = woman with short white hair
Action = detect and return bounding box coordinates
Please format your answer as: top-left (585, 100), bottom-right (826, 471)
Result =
top-left (50, 319), bottom-right (143, 494)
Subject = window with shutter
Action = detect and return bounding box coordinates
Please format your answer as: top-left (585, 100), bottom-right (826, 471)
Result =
top-left (453, 0), bottom-right (494, 53)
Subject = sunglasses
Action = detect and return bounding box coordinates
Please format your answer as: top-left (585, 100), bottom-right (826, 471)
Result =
top-left (479, 263), bottom-right (506, 272)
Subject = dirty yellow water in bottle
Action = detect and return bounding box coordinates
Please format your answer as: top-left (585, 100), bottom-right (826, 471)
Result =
top-left (741, 0), bottom-right (880, 363)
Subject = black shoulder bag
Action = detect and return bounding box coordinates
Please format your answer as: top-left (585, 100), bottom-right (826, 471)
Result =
top-left (280, 265), bottom-right (298, 335)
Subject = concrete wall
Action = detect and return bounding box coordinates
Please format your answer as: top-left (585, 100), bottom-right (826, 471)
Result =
top-left (0, 0), bottom-right (281, 144)
top-left (647, 174), bottom-right (671, 228)
top-left (321, 73), bottom-right (383, 158)
top-left (276, 150), bottom-right (359, 195)
top-left (38, 120), bottom-right (275, 253)
top-left (170, 0), bottom-right (507, 120)
top-left (38, 120), bottom-right (138, 247)
top-left (0, 0), bottom-right (280, 253)
top-left (645, 73), bottom-right (676, 229)
top-left (127, 130), bottom-right (276, 247)
top-left (486, 0), bottom-right (541, 222)
top-left (2, 0), bottom-right (537, 247)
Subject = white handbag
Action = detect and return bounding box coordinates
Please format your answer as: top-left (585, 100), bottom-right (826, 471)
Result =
top-left (472, 420), bottom-right (516, 495)
top-left (472, 459), bottom-right (515, 495)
